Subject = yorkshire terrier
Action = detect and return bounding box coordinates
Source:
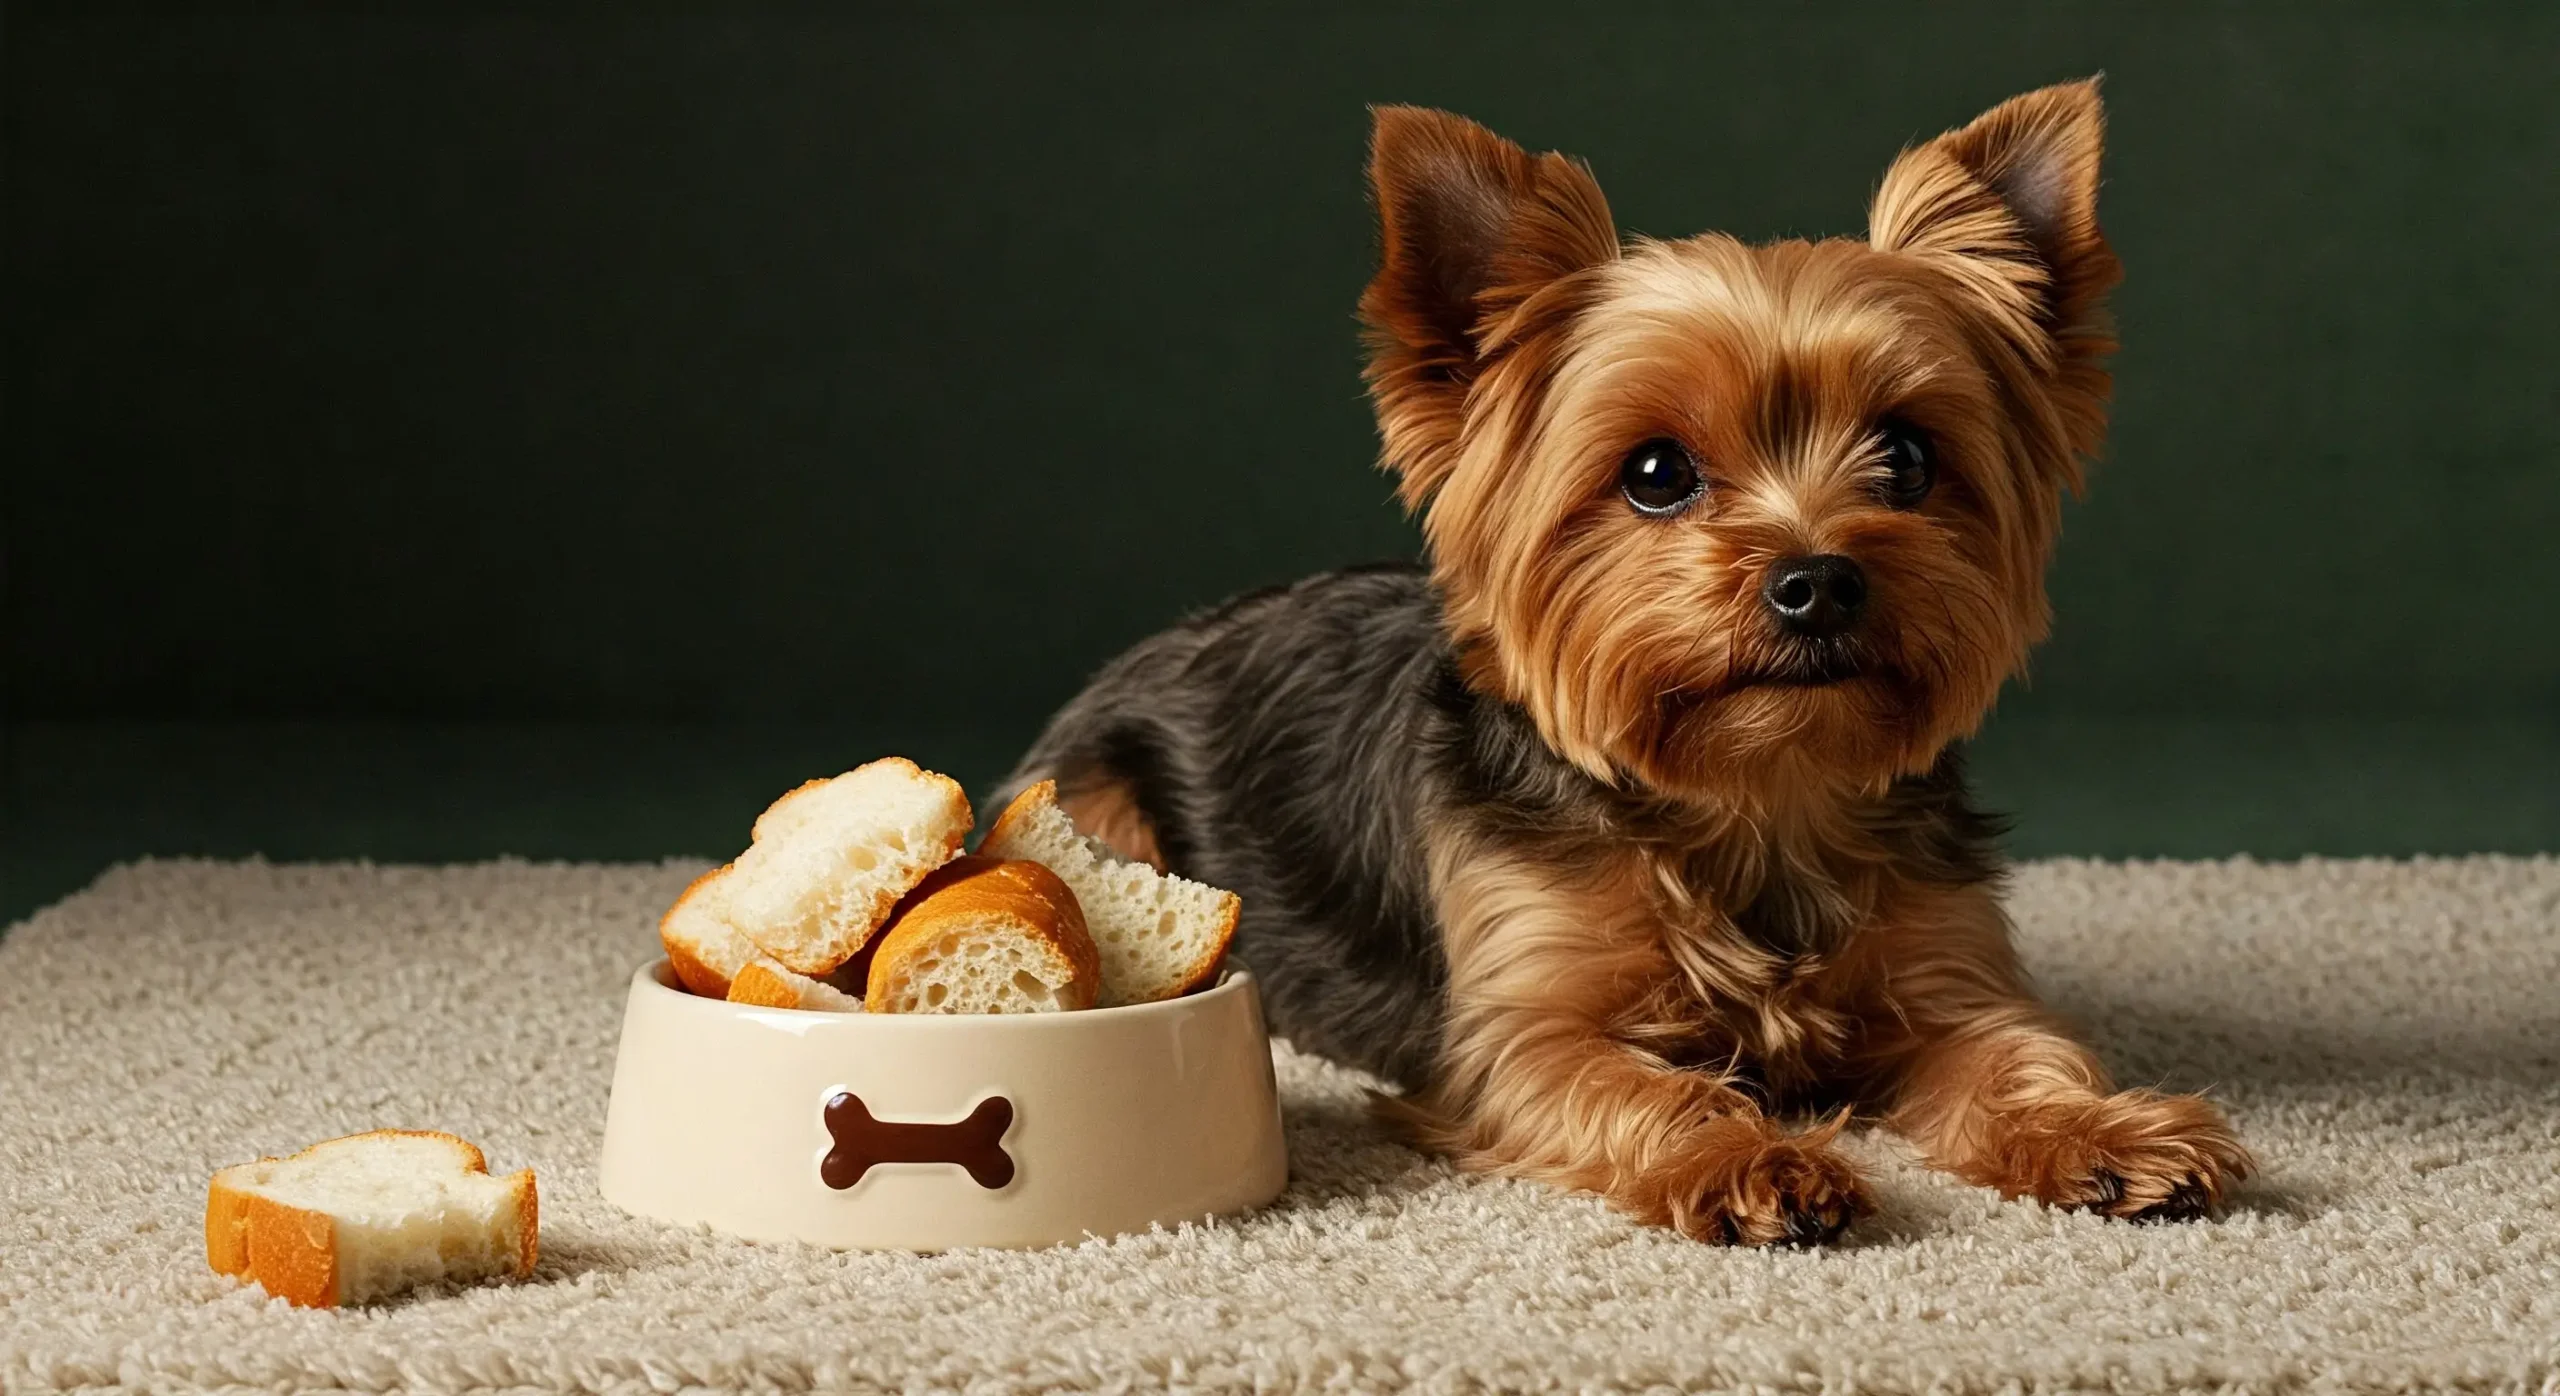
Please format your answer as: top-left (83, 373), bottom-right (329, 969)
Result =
top-left (1002, 80), bottom-right (2251, 1245)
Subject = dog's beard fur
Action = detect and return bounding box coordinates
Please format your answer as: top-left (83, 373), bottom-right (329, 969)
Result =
top-left (1365, 89), bottom-right (2118, 812)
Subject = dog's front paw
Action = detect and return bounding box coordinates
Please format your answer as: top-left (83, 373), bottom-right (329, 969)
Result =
top-left (1638, 1117), bottom-right (1870, 1247)
top-left (1976, 1089), bottom-right (2252, 1221)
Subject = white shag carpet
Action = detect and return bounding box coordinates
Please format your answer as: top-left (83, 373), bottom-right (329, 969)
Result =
top-left (2, 857), bottom-right (2556, 1394)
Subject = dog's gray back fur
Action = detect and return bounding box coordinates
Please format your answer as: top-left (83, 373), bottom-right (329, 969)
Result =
top-left (999, 565), bottom-right (1465, 1085)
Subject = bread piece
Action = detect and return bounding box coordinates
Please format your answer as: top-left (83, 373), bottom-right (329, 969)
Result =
top-left (659, 866), bottom-right (790, 997)
top-left (723, 758), bottom-right (972, 975)
top-left (726, 960), bottom-right (865, 1012)
top-left (206, 1131), bottom-right (537, 1309)
top-left (865, 856), bottom-right (1100, 1014)
top-left (663, 865), bottom-right (884, 1006)
top-left (981, 780), bottom-right (1239, 1007)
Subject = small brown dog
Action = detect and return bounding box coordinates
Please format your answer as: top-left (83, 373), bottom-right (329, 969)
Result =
top-left (1005, 79), bottom-right (2251, 1245)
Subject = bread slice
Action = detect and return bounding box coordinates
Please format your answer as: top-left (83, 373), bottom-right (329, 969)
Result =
top-left (981, 780), bottom-right (1239, 1007)
top-left (865, 856), bottom-right (1100, 1014)
top-left (206, 1130), bottom-right (536, 1309)
top-left (659, 866), bottom-right (792, 997)
top-left (726, 960), bottom-right (865, 1012)
top-left (722, 758), bottom-right (973, 975)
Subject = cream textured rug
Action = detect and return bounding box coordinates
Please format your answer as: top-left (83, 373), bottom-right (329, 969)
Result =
top-left (3, 857), bottom-right (2556, 1394)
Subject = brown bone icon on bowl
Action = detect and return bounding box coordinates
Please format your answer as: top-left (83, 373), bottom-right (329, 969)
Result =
top-left (820, 1092), bottom-right (1016, 1190)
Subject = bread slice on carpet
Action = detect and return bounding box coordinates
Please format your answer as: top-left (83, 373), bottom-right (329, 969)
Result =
top-left (981, 780), bottom-right (1239, 1007)
top-left (865, 855), bottom-right (1099, 1014)
top-left (722, 757), bottom-right (973, 975)
top-left (726, 959), bottom-right (865, 1012)
top-left (206, 1130), bottom-right (536, 1309)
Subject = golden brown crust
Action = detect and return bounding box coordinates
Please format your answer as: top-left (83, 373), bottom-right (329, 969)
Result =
top-left (724, 961), bottom-right (805, 1010)
top-left (659, 866), bottom-right (740, 996)
top-left (507, 1168), bottom-right (540, 1279)
top-left (241, 1190), bottom-right (336, 1308)
top-left (1166, 890), bottom-right (1243, 998)
top-left (662, 941), bottom-right (728, 998)
top-left (865, 856), bottom-right (1098, 1012)
top-left (204, 1130), bottom-right (528, 1309)
top-left (204, 1177), bottom-right (253, 1278)
top-left (981, 780), bottom-right (1056, 861)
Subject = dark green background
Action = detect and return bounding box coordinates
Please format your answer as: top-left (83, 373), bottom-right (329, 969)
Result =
top-left (8, 6), bottom-right (2557, 927)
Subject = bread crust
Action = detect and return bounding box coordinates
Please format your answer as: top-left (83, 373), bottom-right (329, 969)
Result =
top-left (1169, 889), bottom-right (1244, 998)
top-left (660, 866), bottom-right (745, 996)
top-left (509, 1166), bottom-right (541, 1282)
top-left (980, 779), bottom-right (1058, 857)
top-left (985, 781), bottom-right (1241, 1004)
top-left (208, 1182), bottom-right (337, 1307)
top-left (724, 960), bottom-right (806, 1010)
top-left (204, 1129), bottom-right (536, 1309)
top-left (865, 856), bottom-right (1100, 1012)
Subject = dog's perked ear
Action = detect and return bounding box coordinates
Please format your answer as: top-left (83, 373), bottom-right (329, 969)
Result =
top-left (1359, 107), bottom-right (1619, 511)
top-left (1868, 79), bottom-right (2119, 462)
top-left (1869, 82), bottom-right (2118, 340)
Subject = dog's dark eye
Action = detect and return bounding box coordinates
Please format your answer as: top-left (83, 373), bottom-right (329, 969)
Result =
top-left (1875, 419), bottom-right (1934, 508)
top-left (1619, 438), bottom-right (1704, 517)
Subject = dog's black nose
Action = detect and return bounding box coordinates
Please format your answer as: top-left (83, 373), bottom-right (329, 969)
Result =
top-left (1763, 555), bottom-right (1866, 638)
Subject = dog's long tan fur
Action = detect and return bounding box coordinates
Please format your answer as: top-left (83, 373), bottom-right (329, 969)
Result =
top-left (1342, 81), bottom-right (2247, 1241)
top-left (1018, 79), bottom-right (2251, 1245)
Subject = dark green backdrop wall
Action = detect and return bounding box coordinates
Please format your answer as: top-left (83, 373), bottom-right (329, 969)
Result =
top-left (7, 5), bottom-right (2557, 923)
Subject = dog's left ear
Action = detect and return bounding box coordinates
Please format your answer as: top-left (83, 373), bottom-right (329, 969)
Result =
top-left (1869, 79), bottom-right (2117, 340)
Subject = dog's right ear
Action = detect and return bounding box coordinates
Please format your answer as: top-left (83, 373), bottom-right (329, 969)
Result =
top-left (1359, 107), bottom-right (1617, 510)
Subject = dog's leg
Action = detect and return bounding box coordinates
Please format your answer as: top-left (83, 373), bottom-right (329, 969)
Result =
top-left (1854, 884), bottom-right (2252, 1220)
top-left (1395, 837), bottom-right (1868, 1246)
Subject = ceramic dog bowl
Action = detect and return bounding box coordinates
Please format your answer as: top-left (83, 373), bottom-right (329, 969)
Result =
top-left (597, 959), bottom-right (1289, 1249)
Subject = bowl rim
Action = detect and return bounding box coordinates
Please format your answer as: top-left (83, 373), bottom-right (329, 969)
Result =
top-left (629, 957), bottom-right (1258, 1028)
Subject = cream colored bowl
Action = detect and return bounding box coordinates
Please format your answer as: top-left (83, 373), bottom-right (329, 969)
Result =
top-left (597, 959), bottom-right (1289, 1250)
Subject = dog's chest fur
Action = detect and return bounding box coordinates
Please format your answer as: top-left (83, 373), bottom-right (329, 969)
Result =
top-left (1607, 823), bottom-right (1899, 1101)
top-left (1449, 697), bottom-right (2005, 1100)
